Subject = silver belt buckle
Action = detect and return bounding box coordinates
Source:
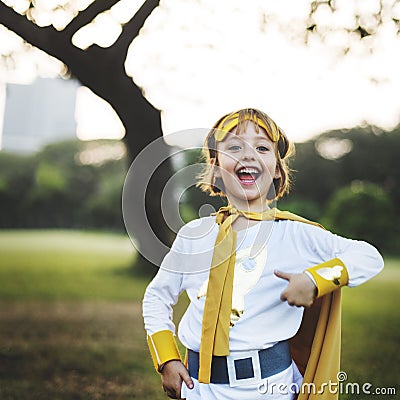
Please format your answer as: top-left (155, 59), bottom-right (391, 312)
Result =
top-left (226, 350), bottom-right (262, 387)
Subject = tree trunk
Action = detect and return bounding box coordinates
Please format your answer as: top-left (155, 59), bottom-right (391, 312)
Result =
top-left (0, 1), bottom-right (174, 274)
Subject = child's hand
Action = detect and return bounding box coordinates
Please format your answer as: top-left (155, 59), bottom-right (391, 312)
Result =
top-left (160, 360), bottom-right (194, 399)
top-left (274, 270), bottom-right (317, 308)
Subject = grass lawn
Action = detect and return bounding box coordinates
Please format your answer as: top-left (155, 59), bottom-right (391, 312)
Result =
top-left (0, 230), bottom-right (166, 400)
top-left (0, 230), bottom-right (398, 399)
top-left (0, 230), bottom-right (147, 301)
top-left (341, 257), bottom-right (399, 399)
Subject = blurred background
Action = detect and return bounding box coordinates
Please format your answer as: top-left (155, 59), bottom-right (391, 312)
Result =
top-left (0, 0), bottom-right (399, 399)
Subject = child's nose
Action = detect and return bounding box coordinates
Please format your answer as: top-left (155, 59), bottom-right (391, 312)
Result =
top-left (241, 144), bottom-right (256, 160)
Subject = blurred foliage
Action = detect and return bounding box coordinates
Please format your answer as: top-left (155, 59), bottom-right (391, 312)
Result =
top-left (0, 139), bottom-right (126, 230)
top-left (35, 162), bottom-right (67, 193)
top-left (322, 181), bottom-right (397, 254)
top-left (287, 126), bottom-right (400, 216)
top-left (271, 125), bottom-right (400, 253)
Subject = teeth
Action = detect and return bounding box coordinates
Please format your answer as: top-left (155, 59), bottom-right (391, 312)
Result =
top-left (237, 167), bottom-right (259, 174)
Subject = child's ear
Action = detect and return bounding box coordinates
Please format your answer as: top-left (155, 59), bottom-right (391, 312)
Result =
top-left (210, 158), bottom-right (221, 178)
top-left (274, 164), bottom-right (281, 179)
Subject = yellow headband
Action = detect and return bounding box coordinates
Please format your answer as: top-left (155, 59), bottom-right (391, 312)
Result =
top-left (214, 112), bottom-right (280, 142)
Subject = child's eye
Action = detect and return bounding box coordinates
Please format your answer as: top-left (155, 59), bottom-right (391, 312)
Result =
top-left (257, 146), bottom-right (269, 152)
top-left (228, 145), bottom-right (242, 151)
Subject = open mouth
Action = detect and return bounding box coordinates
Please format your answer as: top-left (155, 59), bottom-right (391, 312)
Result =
top-left (236, 167), bottom-right (261, 185)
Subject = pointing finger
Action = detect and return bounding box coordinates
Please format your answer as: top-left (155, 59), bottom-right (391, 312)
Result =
top-left (274, 270), bottom-right (292, 281)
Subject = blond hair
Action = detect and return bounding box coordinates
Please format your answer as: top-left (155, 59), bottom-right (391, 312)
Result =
top-left (196, 108), bottom-right (294, 201)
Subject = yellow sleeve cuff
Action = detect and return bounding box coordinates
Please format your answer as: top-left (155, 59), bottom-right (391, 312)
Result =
top-left (306, 258), bottom-right (349, 298)
top-left (147, 330), bottom-right (181, 372)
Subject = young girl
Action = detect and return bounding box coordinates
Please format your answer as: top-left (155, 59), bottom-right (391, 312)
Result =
top-left (142, 108), bottom-right (384, 400)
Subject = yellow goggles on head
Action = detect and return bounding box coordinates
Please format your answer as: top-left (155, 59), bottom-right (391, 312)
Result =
top-left (214, 112), bottom-right (280, 142)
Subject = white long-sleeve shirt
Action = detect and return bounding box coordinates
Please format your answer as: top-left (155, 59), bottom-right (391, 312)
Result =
top-left (142, 216), bottom-right (384, 353)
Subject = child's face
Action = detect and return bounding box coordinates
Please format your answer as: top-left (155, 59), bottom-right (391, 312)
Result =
top-left (214, 122), bottom-right (280, 208)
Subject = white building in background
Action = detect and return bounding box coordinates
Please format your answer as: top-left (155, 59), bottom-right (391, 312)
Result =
top-left (1, 77), bottom-right (80, 153)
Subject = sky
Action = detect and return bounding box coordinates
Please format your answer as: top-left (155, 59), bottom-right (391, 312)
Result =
top-left (1, 0), bottom-right (400, 146)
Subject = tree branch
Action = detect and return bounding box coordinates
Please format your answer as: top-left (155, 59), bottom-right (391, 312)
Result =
top-left (0, 2), bottom-right (107, 91)
top-left (0, 2), bottom-right (68, 61)
top-left (111, 0), bottom-right (160, 62)
top-left (0, 1), bottom-right (158, 118)
top-left (63, 0), bottom-right (122, 40)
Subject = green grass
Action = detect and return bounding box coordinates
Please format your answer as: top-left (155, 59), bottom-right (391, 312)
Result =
top-left (0, 230), bottom-right (398, 399)
top-left (0, 230), bottom-right (150, 301)
top-left (0, 230), bottom-right (164, 399)
top-left (341, 257), bottom-right (399, 399)
top-left (0, 301), bottom-right (164, 400)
